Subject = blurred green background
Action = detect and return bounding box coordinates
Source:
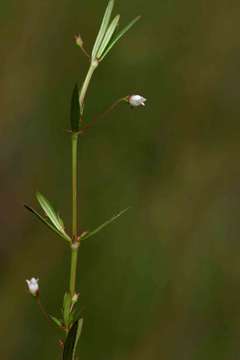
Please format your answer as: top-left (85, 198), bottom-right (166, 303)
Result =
top-left (1, 0), bottom-right (240, 359)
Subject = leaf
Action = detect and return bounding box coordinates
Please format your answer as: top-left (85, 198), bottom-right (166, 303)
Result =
top-left (58, 213), bottom-right (65, 229)
top-left (24, 205), bottom-right (71, 242)
top-left (50, 315), bottom-right (63, 328)
top-left (36, 192), bottom-right (65, 233)
top-left (73, 319), bottom-right (83, 359)
top-left (63, 292), bottom-right (72, 308)
top-left (96, 14), bottom-right (120, 59)
top-left (63, 319), bottom-right (83, 360)
top-left (70, 84), bottom-right (80, 132)
top-left (63, 293), bottom-right (72, 327)
top-left (100, 15), bottom-right (141, 60)
top-left (91, 0), bottom-right (114, 60)
top-left (81, 207), bottom-right (130, 241)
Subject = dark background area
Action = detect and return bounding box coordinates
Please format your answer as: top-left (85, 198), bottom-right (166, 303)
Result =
top-left (1, 0), bottom-right (240, 359)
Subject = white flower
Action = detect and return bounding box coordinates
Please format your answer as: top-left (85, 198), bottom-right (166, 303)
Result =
top-left (128, 95), bottom-right (147, 107)
top-left (26, 277), bottom-right (39, 296)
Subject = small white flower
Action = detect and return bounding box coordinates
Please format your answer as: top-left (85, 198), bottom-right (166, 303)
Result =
top-left (128, 95), bottom-right (147, 107)
top-left (26, 277), bottom-right (39, 296)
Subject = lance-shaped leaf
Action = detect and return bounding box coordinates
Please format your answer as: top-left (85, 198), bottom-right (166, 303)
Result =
top-left (63, 319), bottom-right (83, 360)
top-left (36, 192), bottom-right (65, 233)
top-left (73, 319), bottom-right (83, 359)
top-left (63, 292), bottom-right (72, 327)
top-left (100, 16), bottom-right (141, 60)
top-left (24, 205), bottom-right (71, 242)
top-left (70, 84), bottom-right (80, 132)
top-left (96, 14), bottom-right (120, 59)
top-left (50, 315), bottom-right (63, 329)
top-left (91, 0), bottom-right (114, 60)
top-left (80, 207), bottom-right (129, 241)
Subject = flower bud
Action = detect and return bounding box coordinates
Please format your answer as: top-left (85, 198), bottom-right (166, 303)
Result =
top-left (128, 95), bottom-right (146, 107)
top-left (72, 293), bottom-right (79, 304)
top-left (75, 34), bottom-right (84, 48)
top-left (26, 277), bottom-right (39, 296)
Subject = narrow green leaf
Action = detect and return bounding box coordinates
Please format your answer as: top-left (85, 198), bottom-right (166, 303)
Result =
top-left (73, 319), bottom-right (83, 359)
top-left (24, 205), bottom-right (71, 242)
top-left (96, 14), bottom-right (120, 59)
top-left (50, 315), bottom-right (63, 328)
top-left (63, 320), bottom-right (79, 360)
top-left (63, 293), bottom-right (72, 327)
top-left (81, 207), bottom-right (130, 241)
top-left (70, 84), bottom-right (80, 132)
top-left (36, 192), bottom-right (64, 233)
top-left (58, 213), bottom-right (65, 229)
top-left (91, 0), bottom-right (114, 59)
top-left (63, 292), bottom-right (71, 308)
top-left (100, 15), bottom-right (141, 60)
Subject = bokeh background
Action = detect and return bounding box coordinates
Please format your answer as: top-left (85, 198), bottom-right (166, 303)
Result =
top-left (1, 0), bottom-right (240, 358)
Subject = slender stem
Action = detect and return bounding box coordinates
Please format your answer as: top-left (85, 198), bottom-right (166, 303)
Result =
top-left (36, 297), bottom-right (59, 330)
top-left (69, 60), bottom-right (98, 298)
top-left (72, 133), bottom-right (79, 238)
top-left (79, 60), bottom-right (98, 114)
top-left (70, 133), bottom-right (79, 297)
top-left (81, 46), bottom-right (91, 59)
top-left (70, 246), bottom-right (78, 297)
top-left (82, 97), bottom-right (127, 132)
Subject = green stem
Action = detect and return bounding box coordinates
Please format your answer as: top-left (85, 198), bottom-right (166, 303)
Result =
top-left (69, 245), bottom-right (78, 297)
top-left (72, 133), bottom-right (79, 238)
top-left (69, 60), bottom-right (98, 298)
top-left (70, 133), bottom-right (79, 297)
top-left (79, 60), bottom-right (98, 114)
